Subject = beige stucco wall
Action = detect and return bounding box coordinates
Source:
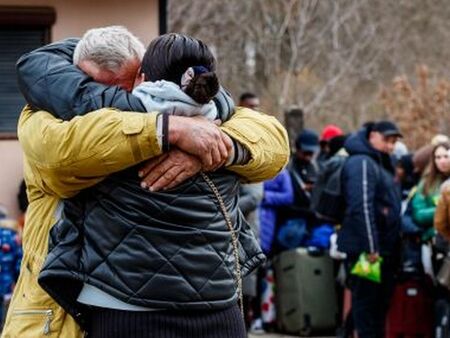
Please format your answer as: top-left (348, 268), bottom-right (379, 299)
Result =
top-left (0, 0), bottom-right (159, 218)
top-left (0, 141), bottom-right (23, 219)
top-left (0, 0), bottom-right (159, 45)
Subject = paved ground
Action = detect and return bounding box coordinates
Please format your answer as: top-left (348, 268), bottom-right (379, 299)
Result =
top-left (249, 334), bottom-right (333, 338)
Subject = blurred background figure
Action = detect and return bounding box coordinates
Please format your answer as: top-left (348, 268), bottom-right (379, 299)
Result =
top-left (396, 154), bottom-right (419, 202)
top-left (393, 140), bottom-right (409, 161)
top-left (249, 169), bottom-right (294, 334)
top-left (435, 148), bottom-right (450, 240)
top-left (16, 180), bottom-right (28, 232)
top-left (239, 183), bottom-right (263, 330)
top-left (259, 169), bottom-right (294, 257)
top-left (237, 91), bottom-right (265, 330)
top-left (412, 142), bottom-right (450, 241)
top-left (239, 92), bottom-right (260, 110)
top-left (0, 206), bottom-right (22, 329)
top-left (279, 129), bottom-right (319, 230)
top-left (318, 124), bottom-right (344, 169)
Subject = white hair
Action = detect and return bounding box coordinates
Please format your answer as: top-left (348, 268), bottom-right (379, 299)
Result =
top-left (73, 26), bottom-right (145, 71)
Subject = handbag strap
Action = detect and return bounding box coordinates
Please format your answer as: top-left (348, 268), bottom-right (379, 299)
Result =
top-left (200, 173), bottom-right (244, 319)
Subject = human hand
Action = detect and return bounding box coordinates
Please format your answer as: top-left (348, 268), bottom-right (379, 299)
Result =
top-left (168, 116), bottom-right (233, 171)
top-left (139, 149), bottom-right (202, 192)
top-left (367, 252), bottom-right (380, 264)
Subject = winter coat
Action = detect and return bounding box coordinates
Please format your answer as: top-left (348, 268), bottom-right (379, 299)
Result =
top-left (40, 170), bottom-right (263, 319)
top-left (337, 129), bottom-right (402, 256)
top-left (2, 40), bottom-right (290, 338)
top-left (280, 158), bottom-right (318, 226)
top-left (412, 180), bottom-right (442, 228)
top-left (3, 106), bottom-right (164, 338)
top-left (435, 180), bottom-right (450, 240)
top-left (259, 169), bottom-right (294, 253)
top-left (0, 226), bottom-right (22, 296)
top-left (239, 183), bottom-right (263, 297)
top-left (239, 183), bottom-right (264, 238)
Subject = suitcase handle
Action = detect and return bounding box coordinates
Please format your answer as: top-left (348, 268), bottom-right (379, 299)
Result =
top-left (283, 265), bottom-right (294, 272)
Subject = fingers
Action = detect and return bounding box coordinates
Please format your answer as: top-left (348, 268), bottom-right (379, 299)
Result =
top-left (139, 154), bottom-right (168, 179)
top-left (207, 132), bottom-right (232, 171)
top-left (140, 150), bottom-right (202, 191)
top-left (201, 148), bottom-right (213, 169)
top-left (163, 169), bottom-right (198, 190)
top-left (150, 165), bottom-right (184, 192)
top-left (140, 155), bottom-right (176, 190)
top-left (207, 143), bottom-right (222, 171)
top-left (219, 131), bottom-right (233, 163)
top-left (222, 132), bottom-right (233, 152)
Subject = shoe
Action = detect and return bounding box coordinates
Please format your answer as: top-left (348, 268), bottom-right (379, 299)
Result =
top-left (249, 318), bottom-right (265, 335)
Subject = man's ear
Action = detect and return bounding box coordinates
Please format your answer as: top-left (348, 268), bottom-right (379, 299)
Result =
top-left (133, 69), bottom-right (146, 88)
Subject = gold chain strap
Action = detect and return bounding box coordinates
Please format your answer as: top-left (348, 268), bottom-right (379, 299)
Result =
top-left (200, 172), bottom-right (244, 319)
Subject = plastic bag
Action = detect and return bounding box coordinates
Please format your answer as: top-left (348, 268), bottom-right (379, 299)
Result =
top-left (351, 253), bottom-right (383, 283)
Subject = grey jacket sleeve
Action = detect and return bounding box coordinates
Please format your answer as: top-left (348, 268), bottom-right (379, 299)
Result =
top-left (239, 183), bottom-right (264, 216)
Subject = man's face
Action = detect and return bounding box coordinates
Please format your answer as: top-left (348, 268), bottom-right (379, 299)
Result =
top-left (296, 149), bottom-right (314, 163)
top-left (240, 97), bottom-right (260, 110)
top-left (369, 131), bottom-right (398, 154)
top-left (320, 141), bottom-right (330, 154)
top-left (78, 58), bottom-right (141, 92)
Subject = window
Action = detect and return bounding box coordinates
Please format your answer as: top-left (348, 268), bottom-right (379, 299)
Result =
top-left (0, 7), bottom-right (55, 137)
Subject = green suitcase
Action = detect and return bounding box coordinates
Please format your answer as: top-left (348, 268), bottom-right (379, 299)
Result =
top-left (274, 248), bottom-right (338, 336)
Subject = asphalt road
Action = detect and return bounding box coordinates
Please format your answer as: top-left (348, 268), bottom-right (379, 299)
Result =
top-left (249, 334), bottom-right (333, 338)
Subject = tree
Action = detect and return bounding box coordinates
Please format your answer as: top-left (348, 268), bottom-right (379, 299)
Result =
top-left (169, 0), bottom-right (450, 136)
top-left (380, 65), bottom-right (450, 149)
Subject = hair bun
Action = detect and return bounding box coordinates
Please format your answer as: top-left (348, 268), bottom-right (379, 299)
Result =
top-left (184, 72), bottom-right (219, 104)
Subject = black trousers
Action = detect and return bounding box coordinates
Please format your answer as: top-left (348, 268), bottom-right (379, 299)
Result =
top-left (347, 254), bottom-right (398, 338)
top-left (87, 304), bottom-right (247, 338)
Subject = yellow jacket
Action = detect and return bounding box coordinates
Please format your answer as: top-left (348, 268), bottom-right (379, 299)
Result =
top-left (435, 182), bottom-right (450, 241)
top-left (2, 106), bottom-right (289, 337)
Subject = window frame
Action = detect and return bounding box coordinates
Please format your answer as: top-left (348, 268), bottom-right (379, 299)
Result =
top-left (0, 6), bottom-right (55, 139)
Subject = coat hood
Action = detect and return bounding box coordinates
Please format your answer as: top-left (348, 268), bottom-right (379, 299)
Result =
top-left (345, 128), bottom-right (378, 158)
top-left (344, 128), bottom-right (395, 174)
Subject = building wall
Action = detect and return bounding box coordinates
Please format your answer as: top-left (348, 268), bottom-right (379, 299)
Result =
top-left (0, 141), bottom-right (23, 218)
top-left (0, 0), bottom-right (159, 45)
top-left (0, 0), bottom-right (159, 218)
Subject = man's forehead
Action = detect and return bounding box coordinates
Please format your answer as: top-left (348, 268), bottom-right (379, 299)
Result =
top-left (383, 135), bottom-right (399, 143)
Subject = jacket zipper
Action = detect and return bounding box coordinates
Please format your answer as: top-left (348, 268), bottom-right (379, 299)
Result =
top-left (13, 309), bottom-right (53, 335)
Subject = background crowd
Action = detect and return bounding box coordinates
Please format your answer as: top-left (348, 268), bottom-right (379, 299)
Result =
top-left (237, 93), bottom-right (450, 338)
top-left (0, 90), bottom-right (449, 337)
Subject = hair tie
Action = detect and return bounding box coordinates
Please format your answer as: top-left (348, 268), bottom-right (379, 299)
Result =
top-left (181, 66), bottom-right (210, 91)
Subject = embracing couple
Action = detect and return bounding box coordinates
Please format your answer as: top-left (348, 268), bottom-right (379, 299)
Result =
top-left (2, 26), bottom-right (289, 338)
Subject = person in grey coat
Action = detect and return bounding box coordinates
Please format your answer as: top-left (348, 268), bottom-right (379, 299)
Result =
top-left (239, 183), bottom-right (264, 328)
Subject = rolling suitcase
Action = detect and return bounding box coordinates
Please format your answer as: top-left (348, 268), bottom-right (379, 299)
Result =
top-left (385, 276), bottom-right (433, 338)
top-left (274, 248), bottom-right (338, 336)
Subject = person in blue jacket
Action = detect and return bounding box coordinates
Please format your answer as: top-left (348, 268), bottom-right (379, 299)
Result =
top-left (259, 169), bottom-right (294, 255)
top-left (337, 121), bottom-right (402, 338)
top-left (0, 213), bottom-right (22, 326)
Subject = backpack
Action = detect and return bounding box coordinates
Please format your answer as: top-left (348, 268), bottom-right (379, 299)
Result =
top-left (310, 155), bottom-right (347, 224)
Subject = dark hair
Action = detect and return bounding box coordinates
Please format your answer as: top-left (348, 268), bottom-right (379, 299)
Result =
top-left (422, 142), bottom-right (450, 195)
top-left (328, 134), bottom-right (348, 157)
top-left (141, 33), bottom-right (219, 104)
top-left (239, 92), bottom-right (258, 102)
top-left (363, 121), bottom-right (376, 138)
